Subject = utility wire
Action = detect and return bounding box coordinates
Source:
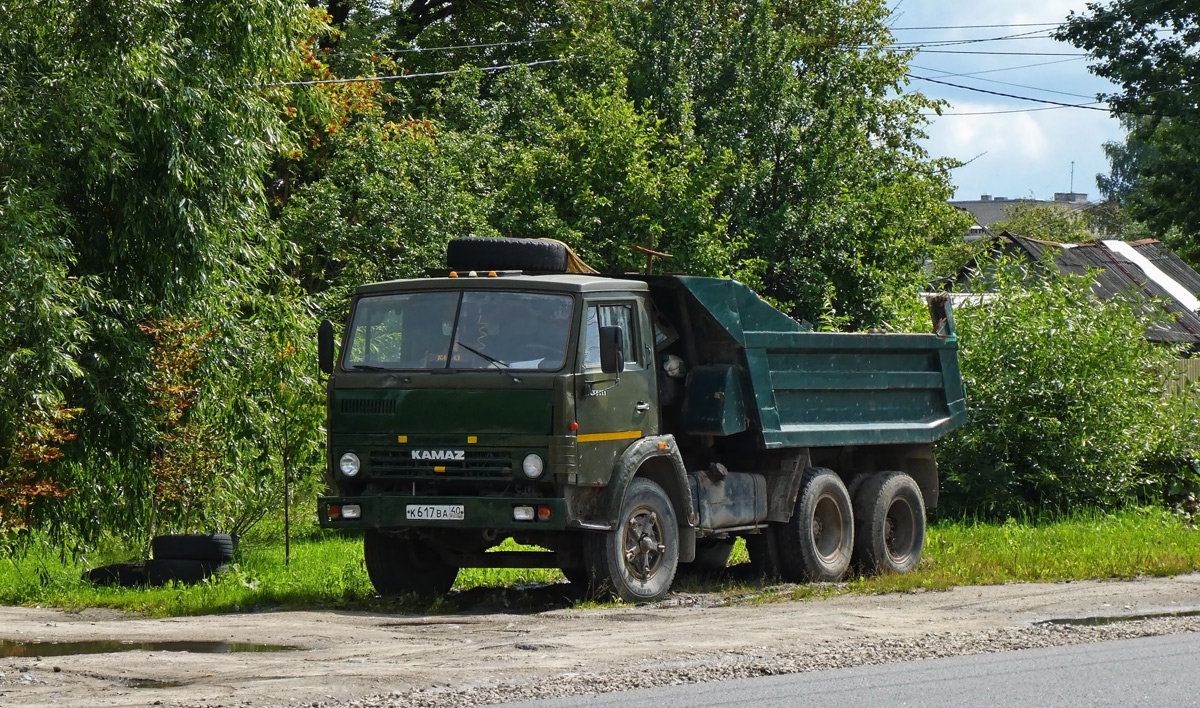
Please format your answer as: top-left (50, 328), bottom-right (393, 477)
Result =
top-left (923, 104), bottom-right (1104, 116)
top-left (265, 58), bottom-right (568, 87)
top-left (907, 49), bottom-right (1084, 56)
top-left (909, 64), bottom-right (1097, 99)
top-left (917, 57), bottom-right (1085, 78)
top-left (887, 29), bottom-right (1055, 48)
top-left (381, 38), bottom-right (561, 55)
top-left (908, 73), bottom-right (1111, 110)
top-left (891, 22), bottom-right (1062, 30)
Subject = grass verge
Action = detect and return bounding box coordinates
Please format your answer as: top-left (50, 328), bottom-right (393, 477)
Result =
top-left (0, 509), bottom-right (1196, 617)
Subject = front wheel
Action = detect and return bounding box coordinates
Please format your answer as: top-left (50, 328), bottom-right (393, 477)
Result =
top-left (363, 530), bottom-right (459, 597)
top-left (585, 478), bottom-right (679, 603)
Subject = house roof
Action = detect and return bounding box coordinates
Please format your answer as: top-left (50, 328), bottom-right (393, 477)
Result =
top-left (962, 232), bottom-right (1200, 348)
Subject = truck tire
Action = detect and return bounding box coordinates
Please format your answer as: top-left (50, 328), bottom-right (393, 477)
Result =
top-left (853, 471), bottom-right (926, 575)
top-left (363, 530), bottom-right (459, 597)
top-left (446, 237), bottom-right (568, 273)
top-left (745, 529), bottom-right (783, 578)
top-left (145, 559), bottom-right (227, 586)
top-left (775, 467), bottom-right (854, 582)
top-left (83, 562), bottom-right (147, 587)
top-left (584, 478), bottom-right (679, 603)
top-left (151, 533), bottom-right (235, 562)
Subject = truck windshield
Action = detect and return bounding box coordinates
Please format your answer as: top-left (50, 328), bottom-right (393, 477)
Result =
top-left (344, 291), bottom-right (573, 371)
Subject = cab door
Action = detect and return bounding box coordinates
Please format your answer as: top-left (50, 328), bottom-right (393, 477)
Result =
top-left (574, 296), bottom-right (659, 486)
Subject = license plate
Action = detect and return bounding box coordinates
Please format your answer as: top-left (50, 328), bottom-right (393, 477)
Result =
top-left (405, 504), bottom-right (465, 521)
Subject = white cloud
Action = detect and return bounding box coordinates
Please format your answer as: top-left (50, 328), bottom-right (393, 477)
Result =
top-left (892, 0), bottom-right (1126, 201)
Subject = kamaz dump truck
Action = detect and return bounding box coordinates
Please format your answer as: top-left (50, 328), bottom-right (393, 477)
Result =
top-left (317, 237), bottom-right (967, 602)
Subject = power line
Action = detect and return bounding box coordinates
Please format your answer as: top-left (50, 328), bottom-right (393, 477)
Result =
top-left (891, 22), bottom-right (1062, 30)
top-left (908, 64), bottom-right (1097, 99)
top-left (265, 58), bottom-right (568, 87)
top-left (382, 38), bottom-right (561, 55)
top-left (909, 49), bottom-right (1085, 56)
top-left (917, 57), bottom-right (1085, 78)
top-left (908, 73), bottom-right (1111, 110)
top-left (888, 29), bottom-right (1055, 48)
top-left (923, 104), bottom-right (1104, 116)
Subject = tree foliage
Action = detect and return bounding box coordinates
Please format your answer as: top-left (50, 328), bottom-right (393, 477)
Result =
top-left (1059, 2), bottom-right (1200, 263)
top-left (0, 0), bottom-right (320, 550)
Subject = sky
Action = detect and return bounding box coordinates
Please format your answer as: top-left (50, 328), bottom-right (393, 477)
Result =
top-left (887, 0), bottom-right (1125, 203)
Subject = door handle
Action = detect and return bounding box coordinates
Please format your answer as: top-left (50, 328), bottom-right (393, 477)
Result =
top-left (635, 401), bottom-right (650, 412)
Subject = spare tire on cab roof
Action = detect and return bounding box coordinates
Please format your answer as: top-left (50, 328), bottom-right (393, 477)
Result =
top-left (447, 237), bottom-right (568, 273)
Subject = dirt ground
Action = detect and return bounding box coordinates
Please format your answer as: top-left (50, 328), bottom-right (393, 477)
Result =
top-left (2, 574), bottom-right (1200, 708)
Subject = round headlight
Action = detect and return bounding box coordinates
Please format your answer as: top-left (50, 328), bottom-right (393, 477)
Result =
top-left (339, 452), bottom-right (361, 477)
top-left (521, 453), bottom-right (544, 480)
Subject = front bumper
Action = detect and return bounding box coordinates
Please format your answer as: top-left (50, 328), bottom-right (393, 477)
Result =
top-left (318, 495), bottom-right (570, 530)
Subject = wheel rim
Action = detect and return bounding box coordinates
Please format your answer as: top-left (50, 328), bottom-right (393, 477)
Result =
top-left (884, 497), bottom-right (917, 565)
top-left (622, 505), bottom-right (666, 581)
top-left (810, 493), bottom-right (846, 563)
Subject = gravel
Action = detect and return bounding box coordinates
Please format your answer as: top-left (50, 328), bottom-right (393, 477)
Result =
top-left (257, 615), bottom-right (1200, 708)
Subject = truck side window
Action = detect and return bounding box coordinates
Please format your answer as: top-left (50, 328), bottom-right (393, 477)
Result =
top-left (584, 304), bottom-right (636, 370)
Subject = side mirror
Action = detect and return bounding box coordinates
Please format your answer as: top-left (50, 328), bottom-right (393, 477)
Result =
top-left (318, 319), bottom-right (335, 375)
top-left (599, 326), bottom-right (624, 375)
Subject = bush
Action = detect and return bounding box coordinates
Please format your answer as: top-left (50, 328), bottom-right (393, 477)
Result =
top-left (933, 255), bottom-right (1200, 518)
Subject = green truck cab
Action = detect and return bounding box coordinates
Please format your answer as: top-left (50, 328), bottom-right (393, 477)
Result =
top-left (318, 238), bottom-right (967, 602)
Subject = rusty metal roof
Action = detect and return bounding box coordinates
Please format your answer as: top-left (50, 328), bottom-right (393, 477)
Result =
top-left (962, 233), bottom-right (1200, 349)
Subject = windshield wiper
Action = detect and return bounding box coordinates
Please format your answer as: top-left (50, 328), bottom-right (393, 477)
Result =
top-left (455, 342), bottom-right (509, 369)
top-left (347, 364), bottom-right (392, 371)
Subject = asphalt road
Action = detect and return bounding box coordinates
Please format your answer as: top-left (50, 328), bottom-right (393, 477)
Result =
top-left (490, 631), bottom-right (1200, 708)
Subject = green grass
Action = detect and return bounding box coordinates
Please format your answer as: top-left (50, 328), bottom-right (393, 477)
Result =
top-left (1, 509), bottom-right (1197, 616)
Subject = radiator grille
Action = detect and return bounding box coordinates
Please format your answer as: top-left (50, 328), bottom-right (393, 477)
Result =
top-left (339, 398), bottom-right (396, 416)
top-left (369, 449), bottom-right (513, 479)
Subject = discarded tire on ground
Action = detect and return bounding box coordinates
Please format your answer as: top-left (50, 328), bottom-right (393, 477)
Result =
top-left (145, 559), bottom-right (228, 586)
top-left (151, 533), bottom-right (235, 563)
top-left (775, 467), bottom-right (854, 582)
top-left (853, 471), bottom-right (926, 575)
top-left (83, 562), bottom-right (147, 588)
top-left (446, 237), bottom-right (568, 273)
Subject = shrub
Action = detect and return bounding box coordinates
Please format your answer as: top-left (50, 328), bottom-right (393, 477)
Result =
top-left (932, 255), bottom-right (1200, 518)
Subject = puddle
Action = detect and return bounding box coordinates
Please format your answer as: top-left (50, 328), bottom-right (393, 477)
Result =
top-left (123, 679), bottom-right (184, 689)
top-left (1038, 609), bottom-right (1200, 627)
top-left (0, 639), bottom-right (296, 658)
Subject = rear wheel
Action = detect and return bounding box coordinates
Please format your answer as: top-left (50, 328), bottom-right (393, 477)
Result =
top-left (585, 478), bottom-right (679, 603)
top-left (775, 467), bottom-right (854, 582)
top-left (853, 471), bottom-right (926, 575)
top-left (363, 530), bottom-right (459, 597)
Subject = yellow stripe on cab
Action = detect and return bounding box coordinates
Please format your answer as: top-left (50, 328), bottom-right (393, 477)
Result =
top-left (577, 430), bottom-right (642, 443)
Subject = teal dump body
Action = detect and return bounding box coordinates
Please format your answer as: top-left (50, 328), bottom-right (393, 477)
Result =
top-left (632, 276), bottom-right (968, 450)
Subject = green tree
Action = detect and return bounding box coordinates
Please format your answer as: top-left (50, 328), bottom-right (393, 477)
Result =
top-left (296, 0), bottom-right (970, 327)
top-left (0, 0), bottom-right (321, 550)
top-left (1058, 2), bottom-right (1200, 264)
top-left (990, 202), bottom-right (1096, 244)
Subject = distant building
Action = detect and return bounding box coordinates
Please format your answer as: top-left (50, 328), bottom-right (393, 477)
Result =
top-left (950, 193), bottom-right (1091, 242)
top-left (957, 232), bottom-right (1200, 352)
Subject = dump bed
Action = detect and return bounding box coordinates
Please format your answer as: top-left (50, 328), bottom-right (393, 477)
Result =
top-left (634, 276), bottom-right (968, 450)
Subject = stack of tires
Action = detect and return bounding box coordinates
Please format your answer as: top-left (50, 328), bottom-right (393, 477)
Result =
top-left (146, 534), bottom-right (235, 586)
